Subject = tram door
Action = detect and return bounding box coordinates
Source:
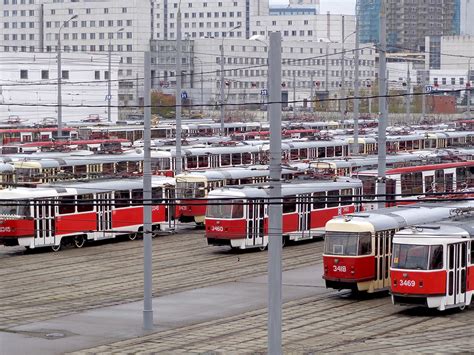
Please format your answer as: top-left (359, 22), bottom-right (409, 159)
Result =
top-left (446, 242), bottom-right (468, 306)
top-left (34, 199), bottom-right (56, 246)
top-left (96, 193), bottom-right (113, 238)
top-left (247, 199), bottom-right (264, 247)
top-left (375, 230), bottom-right (392, 290)
top-left (297, 194), bottom-right (311, 239)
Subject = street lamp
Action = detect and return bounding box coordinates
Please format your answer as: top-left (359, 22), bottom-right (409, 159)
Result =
top-left (193, 56), bottom-right (204, 112)
top-left (57, 14), bottom-right (78, 139)
top-left (220, 24), bottom-right (241, 136)
top-left (340, 25), bottom-right (357, 118)
top-left (108, 27), bottom-right (124, 122)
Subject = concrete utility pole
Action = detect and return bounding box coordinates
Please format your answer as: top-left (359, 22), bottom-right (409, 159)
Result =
top-left (175, 8), bottom-right (183, 174)
top-left (57, 14), bottom-right (77, 139)
top-left (340, 15), bottom-right (345, 117)
top-left (325, 43), bottom-right (329, 111)
top-left (267, 31), bottom-right (282, 355)
top-left (293, 72), bottom-right (296, 119)
top-left (143, 51), bottom-right (153, 331)
top-left (108, 28), bottom-right (124, 123)
top-left (405, 63), bottom-right (411, 123)
top-left (377, 0), bottom-right (387, 208)
top-left (467, 58), bottom-right (472, 119)
top-left (422, 70), bottom-right (427, 119)
top-left (310, 71), bottom-right (315, 113)
top-left (353, 8), bottom-right (360, 155)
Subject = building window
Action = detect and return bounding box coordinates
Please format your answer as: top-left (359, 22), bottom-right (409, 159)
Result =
top-left (20, 70), bottom-right (28, 79)
top-left (95, 71), bottom-right (100, 80)
top-left (62, 71), bottom-right (69, 80)
top-left (41, 70), bottom-right (49, 80)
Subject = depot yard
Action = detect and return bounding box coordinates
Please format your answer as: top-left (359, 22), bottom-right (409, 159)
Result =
top-left (0, 227), bottom-right (472, 354)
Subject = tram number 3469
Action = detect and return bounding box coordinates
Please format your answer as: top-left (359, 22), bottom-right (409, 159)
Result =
top-left (399, 280), bottom-right (416, 287)
top-left (333, 265), bottom-right (347, 272)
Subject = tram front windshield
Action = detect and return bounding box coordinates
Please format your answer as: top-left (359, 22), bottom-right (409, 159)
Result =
top-left (176, 181), bottom-right (206, 198)
top-left (0, 201), bottom-right (30, 216)
top-left (392, 244), bottom-right (443, 270)
top-left (324, 231), bottom-right (372, 256)
top-left (206, 199), bottom-right (244, 219)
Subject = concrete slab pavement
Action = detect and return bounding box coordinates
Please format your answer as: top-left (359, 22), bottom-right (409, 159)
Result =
top-left (0, 264), bottom-right (327, 355)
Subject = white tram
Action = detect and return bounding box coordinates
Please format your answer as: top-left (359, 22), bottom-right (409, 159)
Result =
top-left (0, 177), bottom-right (175, 251)
top-left (323, 201), bottom-right (474, 293)
top-left (391, 212), bottom-right (474, 310)
top-left (175, 166), bottom-right (301, 223)
top-left (205, 178), bottom-right (362, 250)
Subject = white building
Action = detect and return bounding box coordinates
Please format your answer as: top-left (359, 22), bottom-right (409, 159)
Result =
top-left (153, 0), bottom-right (269, 40)
top-left (1, 0), bottom-right (151, 110)
top-left (0, 52), bottom-right (119, 124)
top-left (460, 0), bottom-right (474, 36)
top-left (152, 37), bottom-right (376, 109)
top-left (270, 0), bottom-right (320, 15)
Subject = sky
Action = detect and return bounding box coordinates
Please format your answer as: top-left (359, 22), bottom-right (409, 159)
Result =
top-left (269, 0), bottom-right (356, 15)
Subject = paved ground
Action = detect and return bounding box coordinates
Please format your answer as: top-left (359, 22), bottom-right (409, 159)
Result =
top-left (1, 229), bottom-right (473, 354)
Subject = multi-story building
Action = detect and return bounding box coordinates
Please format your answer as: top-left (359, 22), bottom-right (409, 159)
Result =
top-left (358, 0), bottom-right (460, 52)
top-left (460, 0), bottom-right (474, 35)
top-left (153, 0), bottom-right (268, 41)
top-left (1, 0), bottom-right (151, 113)
top-left (152, 37), bottom-right (377, 109)
top-left (0, 52), bottom-right (119, 123)
top-left (269, 0), bottom-right (320, 16)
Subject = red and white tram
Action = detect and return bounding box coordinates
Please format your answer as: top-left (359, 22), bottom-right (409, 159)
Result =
top-left (390, 213), bottom-right (474, 310)
top-left (323, 201), bottom-right (474, 293)
top-left (0, 177), bottom-right (175, 251)
top-left (354, 161), bottom-right (474, 209)
top-left (175, 166), bottom-right (302, 224)
top-left (205, 178), bottom-right (362, 250)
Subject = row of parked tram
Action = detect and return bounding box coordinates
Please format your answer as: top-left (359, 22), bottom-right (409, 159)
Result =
top-left (322, 202), bottom-right (474, 311)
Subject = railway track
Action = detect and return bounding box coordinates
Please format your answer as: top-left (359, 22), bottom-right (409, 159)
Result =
top-left (73, 290), bottom-right (473, 354)
top-left (0, 227), bottom-right (324, 328)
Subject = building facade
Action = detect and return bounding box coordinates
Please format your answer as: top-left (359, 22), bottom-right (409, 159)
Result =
top-left (358, 0), bottom-right (460, 52)
top-left (0, 52), bottom-right (119, 123)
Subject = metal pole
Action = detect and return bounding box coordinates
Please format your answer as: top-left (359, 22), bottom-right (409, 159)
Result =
top-left (268, 31), bottom-right (282, 355)
top-left (353, 10), bottom-right (360, 155)
top-left (293, 72), bottom-right (296, 119)
top-left (108, 39), bottom-right (112, 122)
top-left (422, 70), bottom-right (427, 119)
top-left (57, 35), bottom-right (62, 138)
top-left (310, 71), bottom-right (314, 113)
top-left (405, 63), bottom-right (411, 123)
top-left (143, 51), bottom-right (153, 331)
top-left (325, 43), bottom-right (329, 111)
top-left (467, 59), bottom-right (471, 119)
top-left (175, 9), bottom-right (183, 174)
top-left (220, 41), bottom-right (225, 136)
top-left (341, 15), bottom-right (345, 117)
top-left (377, 0), bottom-right (387, 208)
top-left (200, 62), bottom-right (204, 112)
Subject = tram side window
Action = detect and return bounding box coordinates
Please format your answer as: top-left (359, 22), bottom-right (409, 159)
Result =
top-left (242, 152), bottom-right (252, 164)
top-left (221, 154), bottom-right (231, 166)
top-left (456, 167), bottom-right (467, 189)
top-left (75, 165), bottom-right (87, 178)
top-left (187, 156), bottom-right (198, 169)
top-left (424, 175), bottom-right (434, 193)
top-left (340, 189), bottom-right (352, 206)
top-left (198, 155), bottom-right (209, 168)
top-left (317, 147), bottom-right (325, 158)
top-left (471, 241), bottom-right (474, 264)
top-left (103, 163), bottom-right (115, 175)
top-left (358, 175), bottom-right (376, 199)
top-left (232, 153), bottom-right (242, 165)
top-left (131, 189), bottom-right (144, 206)
top-left (401, 172), bottom-right (423, 195)
top-left (312, 192), bottom-right (326, 210)
top-left (283, 196), bottom-right (297, 214)
top-left (231, 199), bottom-right (244, 218)
top-left (115, 190), bottom-right (130, 208)
top-left (435, 169), bottom-right (445, 192)
top-left (152, 187), bottom-right (163, 204)
top-left (429, 245), bottom-right (443, 270)
top-left (77, 194), bottom-right (94, 212)
top-left (58, 196), bottom-right (76, 214)
top-left (326, 190), bottom-right (339, 208)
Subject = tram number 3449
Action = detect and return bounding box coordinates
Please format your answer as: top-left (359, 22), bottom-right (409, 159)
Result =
top-left (399, 280), bottom-right (416, 287)
top-left (333, 265), bottom-right (347, 272)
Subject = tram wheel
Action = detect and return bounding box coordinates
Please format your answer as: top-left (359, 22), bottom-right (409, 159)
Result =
top-left (129, 232), bottom-right (139, 241)
top-left (259, 244), bottom-right (267, 251)
top-left (51, 243), bottom-right (62, 252)
top-left (459, 304), bottom-right (466, 311)
top-left (73, 235), bottom-right (86, 248)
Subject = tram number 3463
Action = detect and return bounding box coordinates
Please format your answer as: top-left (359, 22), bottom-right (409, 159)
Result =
top-left (333, 265), bottom-right (347, 272)
top-left (399, 280), bottom-right (416, 287)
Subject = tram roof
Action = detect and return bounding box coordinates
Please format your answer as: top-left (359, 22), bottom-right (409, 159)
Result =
top-left (395, 215), bottom-right (474, 239)
top-left (175, 166), bottom-right (298, 181)
top-left (208, 178), bottom-right (362, 199)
